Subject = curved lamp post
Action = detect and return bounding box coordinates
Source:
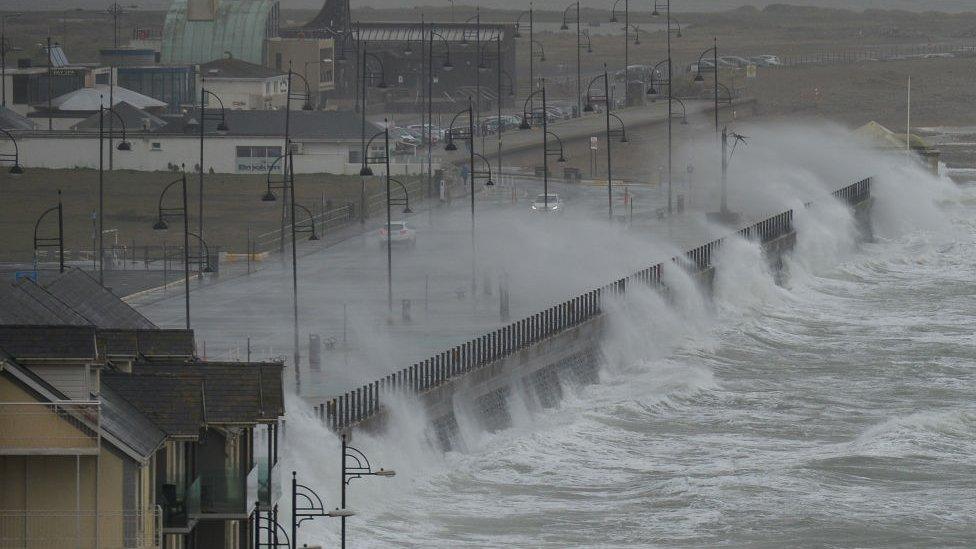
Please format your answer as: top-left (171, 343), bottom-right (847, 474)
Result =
top-left (33, 189), bottom-right (64, 273)
top-left (341, 434), bottom-right (394, 549)
top-left (152, 170), bottom-right (190, 329)
top-left (384, 172), bottom-right (414, 311)
top-left (425, 27), bottom-right (455, 202)
top-left (652, 0), bottom-right (682, 214)
top-left (291, 470), bottom-right (352, 549)
top-left (97, 103), bottom-right (132, 285)
top-left (585, 66), bottom-right (627, 218)
top-left (196, 85), bottom-right (228, 274)
top-left (0, 127), bottom-right (22, 175)
top-left (445, 99), bottom-right (480, 292)
top-left (560, 1), bottom-right (585, 116)
top-left (694, 38), bottom-right (720, 133)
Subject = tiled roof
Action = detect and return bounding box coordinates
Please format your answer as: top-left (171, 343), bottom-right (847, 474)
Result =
top-left (102, 371), bottom-right (205, 437)
top-left (99, 329), bottom-right (195, 358)
top-left (47, 84), bottom-right (167, 111)
top-left (100, 384), bottom-right (167, 458)
top-left (42, 269), bottom-right (156, 330)
top-left (156, 109), bottom-right (382, 141)
top-left (133, 360), bottom-right (285, 423)
top-left (0, 282), bottom-right (86, 325)
top-left (0, 106), bottom-right (33, 130)
top-left (0, 325), bottom-right (97, 360)
top-left (71, 101), bottom-right (167, 132)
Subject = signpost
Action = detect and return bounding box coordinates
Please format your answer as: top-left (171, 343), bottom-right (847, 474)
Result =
top-left (589, 136), bottom-right (598, 177)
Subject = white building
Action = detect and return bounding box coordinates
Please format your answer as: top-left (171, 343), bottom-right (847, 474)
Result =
top-left (7, 110), bottom-right (433, 175)
top-left (199, 57), bottom-right (288, 110)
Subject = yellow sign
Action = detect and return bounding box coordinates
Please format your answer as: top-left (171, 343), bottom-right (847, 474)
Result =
top-left (746, 64), bottom-right (757, 79)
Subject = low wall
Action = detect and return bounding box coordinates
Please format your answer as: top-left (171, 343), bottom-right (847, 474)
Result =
top-left (314, 178), bottom-right (873, 448)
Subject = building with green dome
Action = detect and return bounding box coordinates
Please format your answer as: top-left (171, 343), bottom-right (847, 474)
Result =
top-left (161, 0), bottom-right (279, 65)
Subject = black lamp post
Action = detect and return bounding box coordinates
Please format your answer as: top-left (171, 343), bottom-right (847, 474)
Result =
top-left (652, 0), bottom-right (682, 214)
top-left (559, 1), bottom-right (593, 116)
top-left (695, 37), bottom-right (720, 133)
top-left (341, 433), bottom-right (395, 549)
top-left (279, 65), bottom-right (312, 252)
top-left (585, 65), bottom-right (627, 218)
top-left (97, 103), bottom-right (131, 286)
top-left (0, 127), bottom-right (23, 175)
top-left (33, 189), bottom-right (64, 273)
top-left (426, 27), bottom-right (454, 202)
top-left (445, 99), bottom-right (482, 292)
top-left (359, 47), bottom-right (388, 222)
top-left (291, 470), bottom-right (352, 549)
top-left (152, 170), bottom-right (191, 330)
top-left (1, 13), bottom-right (21, 108)
top-left (259, 150), bottom-right (309, 391)
top-left (196, 85), bottom-right (228, 276)
top-left (384, 175), bottom-right (413, 312)
top-left (520, 83), bottom-right (560, 210)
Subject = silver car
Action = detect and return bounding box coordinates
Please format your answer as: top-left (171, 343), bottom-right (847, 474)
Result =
top-left (531, 193), bottom-right (562, 213)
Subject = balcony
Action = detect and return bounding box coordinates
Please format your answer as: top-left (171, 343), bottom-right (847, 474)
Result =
top-left (187, 464), bottom-right (258, 519)
top-left (256, 456), bottom-right (282, 506)
top-left (0, 507), bottom-right (161, 549)
top-left (0, 401), bottom-right (100, 455)
top-left (159, 480), bottom-right (199, 534)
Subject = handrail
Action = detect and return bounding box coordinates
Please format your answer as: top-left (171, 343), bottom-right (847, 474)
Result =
top-left (317, 178), bottom-right (872, 432)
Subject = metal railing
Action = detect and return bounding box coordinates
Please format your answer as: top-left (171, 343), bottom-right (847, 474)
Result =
top-left (0, 507), bottom-right (161, 549)
top-left (315, 178), bottom-right (871, 432)
top-left (0, 401), bottom-right (100, 455)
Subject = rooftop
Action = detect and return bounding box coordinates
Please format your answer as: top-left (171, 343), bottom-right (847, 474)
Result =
top-left (72, 101), bottom-right (168, 132)
top-left (45, 84), bottom-right (168, 112)
top-left (200, 57), bottom-right (284, 80)
top-left (158, 109), bottom-right (382, 141)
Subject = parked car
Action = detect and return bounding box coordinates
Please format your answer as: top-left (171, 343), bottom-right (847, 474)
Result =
top-left (720, 55), bottom-right (753, 68)
top-left (407, 123), bottom-right (444, 143)
top-left (530, 193), bottom-right (563, 213)
top-left (751, 54), bottom-right (782, 66)
top-left (379, 221), bottom-right (417, 247)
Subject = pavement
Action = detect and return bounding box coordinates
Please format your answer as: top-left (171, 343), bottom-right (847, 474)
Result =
top-left (131, 163), bottom-right (763, 400)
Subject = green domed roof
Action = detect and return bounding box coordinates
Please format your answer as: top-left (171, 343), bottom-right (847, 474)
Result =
top-left (162, 0), bottom-right (278, 65)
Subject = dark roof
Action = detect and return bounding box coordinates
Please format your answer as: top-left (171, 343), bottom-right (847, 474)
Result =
top-left (72, 101), bottom-right (167, 132)
top-left (133, 360), bottom-right (285, 423)
top-left (0, 325), bottom-right (97, 359)
top-left (102, 371), bottom-right (205, 437)
top-left (42, 269), bottom-right (156, 330)
top-left (0, 106), bottom-right (33, 130)
top-left (200, 57), bottom-right (284, 79)
top-left (99, 329), bottom-right (195, 358)
top-left (100, 384), bottom-right (167, 458)
top-left (157, 109), bottom-right (382, 141)
top-left (0, 281), bottom-right (87, 325)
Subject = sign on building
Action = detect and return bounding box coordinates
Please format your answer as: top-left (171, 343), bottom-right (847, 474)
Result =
top-left (236, 146), bottom-right (283, 173)
top-left (590, 136), bottom-right (598, 151)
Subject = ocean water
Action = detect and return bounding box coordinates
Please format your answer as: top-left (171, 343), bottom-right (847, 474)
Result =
top-left (283, 136), bottom-right (975, 548)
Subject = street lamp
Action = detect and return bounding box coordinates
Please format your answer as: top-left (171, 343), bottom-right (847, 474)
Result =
top-left (384, 171), bottom-right (415, 312)
top-left (585, 66), bottom-right (627, 218)
top-left (341, 434), bottom-right (395, 549)
top-left (258, 150), bottom-right (307, 390)
top-left (33, 189), bottom-right (64, 273)
top-left (652, 0), bottom-right (682, 214)
top-left (279, 65), bottom-right (311, 251)
top-left (97, 102), bottom-right (131, 286)
top-left (609, 0), bottom-right (631, 106)
top-left (445, 98), bottom-right (480, 292)
top-left (1, 13), bottom-right (22, 108)
top-left (291, 470), bottom-right (353, 549)
top-left (645, 58), bottom-right (670, 98)
top-left (560, 2), bottom-right (587, 117)
top-left (152, 169), bottom-right (191, 330)
top-left (426, 27), bottom-right (454, 202)
top-left (359, 47), bottom-right (389, 221)
top-left (0, 128), bottom-right (23, 175)
top-left (520, 83), bottom-right (558, 211)
top-left (695, 37), bottom-right (720, 133)
top-left (196, 85), bottom-right (228, 277)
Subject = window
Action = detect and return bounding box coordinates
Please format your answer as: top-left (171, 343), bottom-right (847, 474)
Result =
top-left (151, 142), bottom-right (162, 151)
top-left (236, 146), bottom-right (283, 173)
top-left (275, 52), bottom-right (282, 71)
top-left (348, 148), bottom-right (362, 164)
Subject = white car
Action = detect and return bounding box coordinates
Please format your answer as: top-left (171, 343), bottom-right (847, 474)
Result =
top-left (379, 221), bottom-right (416, 247)
top-left (531, 193), bottom-right (562, 213)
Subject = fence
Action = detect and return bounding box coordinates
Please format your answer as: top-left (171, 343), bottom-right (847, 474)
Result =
top-left (315, 178), bottom-right (872, 432)
top-left (774, 41), bottom-right (976, 67)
